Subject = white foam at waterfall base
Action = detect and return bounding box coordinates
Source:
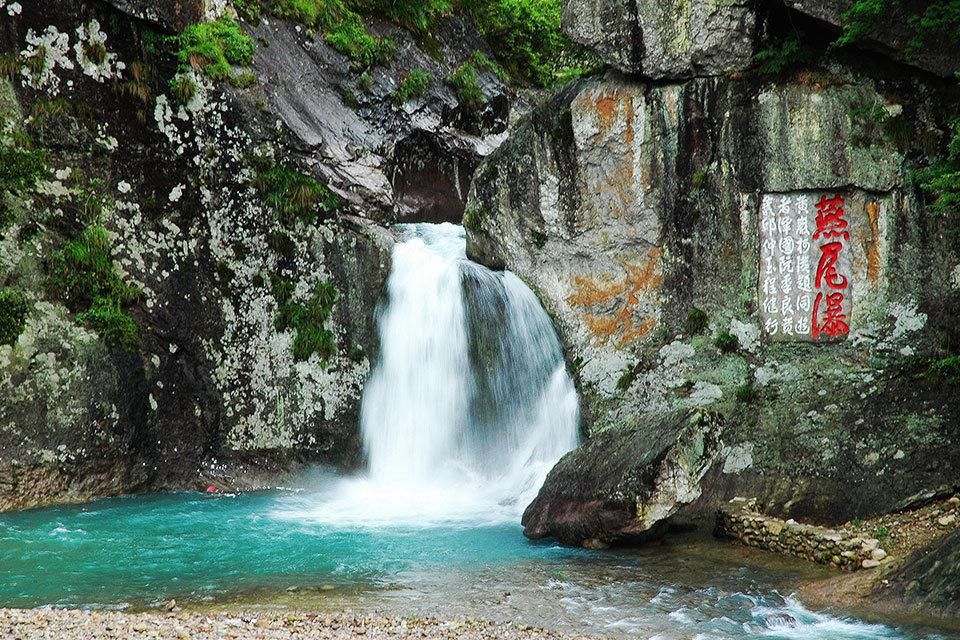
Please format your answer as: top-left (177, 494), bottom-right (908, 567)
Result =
top-left (272, 223), bottom-right (580, 528)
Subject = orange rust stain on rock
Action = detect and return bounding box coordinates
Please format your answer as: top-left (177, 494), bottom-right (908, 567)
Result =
top-left (567, 249), bottom-right (664, 349)
top-left (864, 201), bottom-right (882, 287)
top-left (595, 94), bottom-right (619, 131)
top-left (624, 96), bottom-right (635, 145)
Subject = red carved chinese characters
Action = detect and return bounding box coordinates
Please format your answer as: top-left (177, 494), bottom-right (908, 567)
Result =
top-left (813, 195), bottom-right (849, 240)
top-left (812, 292), bottom-right (849, 340)
top-left (811, 194), bottom-right (850, 340)
top-left (814, 241), bottom-right (848, 290)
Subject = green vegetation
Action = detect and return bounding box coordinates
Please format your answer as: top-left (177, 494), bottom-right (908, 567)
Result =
top-left (714, 330), bottom-right (740, 354)
top-left (272, 276), bottom-right (339, 364)
top-left (177, 18), bottom-right (256, 81)
top-left (270, 0), bottom-right (394, 66)
top-left (916, 118), bottom-right (960, 215)
top-left (753, 33), bottom-right (813, 76)
top-left (0, 289), bottom-right (28, 347)
top-left (463, 0), bottom-right (595, 87)
top-left (446, 62), bottom-right (484, 111)
top-left (352, 0), bottom-right (451, 33)
top-left (394, 69), bottom-right (433, 103)
top-left (462, 206), bottom-right (488, 231)
top-left (0, 144), bottom-right (47, 197)
top-left (0, 133), bottom-right (46, 232)
top-left (51, 226), bottom-right (140, 350)
top-left (735, 384), bottom-right (758, 404)
top-left (471, 50), bottom-right (510, 82)
top-left (930, 355), bottom-right (960, 383)
top-left (234, 0), bottom-right (264, 22)
top-left (252, 158), bottom-right (343, 225)
top-left (684, 307), bottom-right (709, 336)
top-left (326, 12), bottom-right (395, 66)
top-left (874, 525), bottom-right (890, 539)
top-left (837, 0), bottom-right (960, 54)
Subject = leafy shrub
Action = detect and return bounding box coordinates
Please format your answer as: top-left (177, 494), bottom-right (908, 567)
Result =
top-left (178, 18), bottom-right (255, 80)
top-left (735, 384), bottom-right (757, 404)
top-left (271, 0), bottom-right (394, 65)
top-left (471, 50), bottom-right (510, 82)
top-left (916, 118), bottom-right (960, 215)
top-left (446, 62), bottom-right (485, 111)
top-left (0, 289), bottom-right (28, 346)
top-left (273, 0), bottom-right (345, 25)
top-left (837, 0), bottom-right (960, 53)
top-left (753, 33), bottom-right (813, 75)
top-left (462, 0), bottom-right (595, 87)
top-left (51, 226), bottom-right (140, 350)
top-left (929, 355), bottom-right (960, 383)
top-left (394, 68), bottom-right (432, 103)
top-left (253, 158), bottom-right (343, 224)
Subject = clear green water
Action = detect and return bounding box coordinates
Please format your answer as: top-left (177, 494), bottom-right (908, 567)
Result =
top-left (1, 491), bottom-right (956, 640)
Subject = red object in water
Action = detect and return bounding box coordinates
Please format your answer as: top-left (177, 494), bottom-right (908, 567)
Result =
top-left (206, 485), bottom-right (217, 493)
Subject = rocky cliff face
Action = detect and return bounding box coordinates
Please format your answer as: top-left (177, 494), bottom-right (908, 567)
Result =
top-left (883, 527), bottom-right (960, 616)
top-left (0, 0), bottom-right (512, 509)
top-left (467, 0), bottom-right (960, 547)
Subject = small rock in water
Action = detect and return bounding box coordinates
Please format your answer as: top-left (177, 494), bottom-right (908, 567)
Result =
top-left (164, 599), bottom-right (177, 612)
top-left (582, 538), bottom-right (609, 550)
top-left (862, 559), bottom-right (882, 569)
top-left (764, 613), bottom-right (798, 628)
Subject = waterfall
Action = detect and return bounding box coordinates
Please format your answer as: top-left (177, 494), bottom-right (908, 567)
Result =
top-left (277, 223), bottom-right (579, 527)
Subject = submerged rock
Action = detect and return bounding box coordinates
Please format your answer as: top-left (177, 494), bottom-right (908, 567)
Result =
top-left (522, 411), bottom-right (723, 546)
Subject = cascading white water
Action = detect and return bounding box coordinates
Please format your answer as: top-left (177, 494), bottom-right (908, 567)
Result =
top-left (277, 223), bottom-right (579, 527)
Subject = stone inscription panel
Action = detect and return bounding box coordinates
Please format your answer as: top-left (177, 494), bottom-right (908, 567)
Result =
top-left (760, 193), bottom-right (853, 343)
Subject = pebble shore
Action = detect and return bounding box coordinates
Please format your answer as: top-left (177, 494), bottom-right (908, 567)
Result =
top-left (0, 608), bottom-right (600, 640)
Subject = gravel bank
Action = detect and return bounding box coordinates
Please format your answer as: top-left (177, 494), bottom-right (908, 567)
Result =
top-left (0, 608), bottom-right (601, 640)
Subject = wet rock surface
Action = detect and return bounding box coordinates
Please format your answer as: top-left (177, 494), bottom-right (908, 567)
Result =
top-left (522, 411), bottom-right (723, 546)
top-left (882, 528), bottom-right (960, 617)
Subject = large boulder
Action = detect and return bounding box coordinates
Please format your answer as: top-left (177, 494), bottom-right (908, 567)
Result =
top-left (522, 411), bottom-right (723, 546)
top-left (103, 0), bottom-right (217, 31)
top-left (467, 70), bottom-right (960, 530)
top-left (783, 0), bottom-right (960, 78)
top-left (880, 528), bottom-right (960, 617)
top-left (562, 0), bottom-right (758, 79)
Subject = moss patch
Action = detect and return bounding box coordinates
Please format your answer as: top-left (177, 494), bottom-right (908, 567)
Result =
top-left (178, 18), bottom-right (256, 81)
top-left (253, 158), bottom-right (343, 225)
top-left (394, 69), bottom-right (432, 104)
top-left (0, 289), bottom-right (28, 347)
top-left (50, 226), bottom-right (140, 350)
top-left (446, 62), bottom-right (484, 111)
top-left (272, 276), bottom-right (339, 364)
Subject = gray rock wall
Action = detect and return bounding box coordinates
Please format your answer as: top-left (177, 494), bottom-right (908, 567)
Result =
top-left (467, 68), bottom-right (960, 541)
